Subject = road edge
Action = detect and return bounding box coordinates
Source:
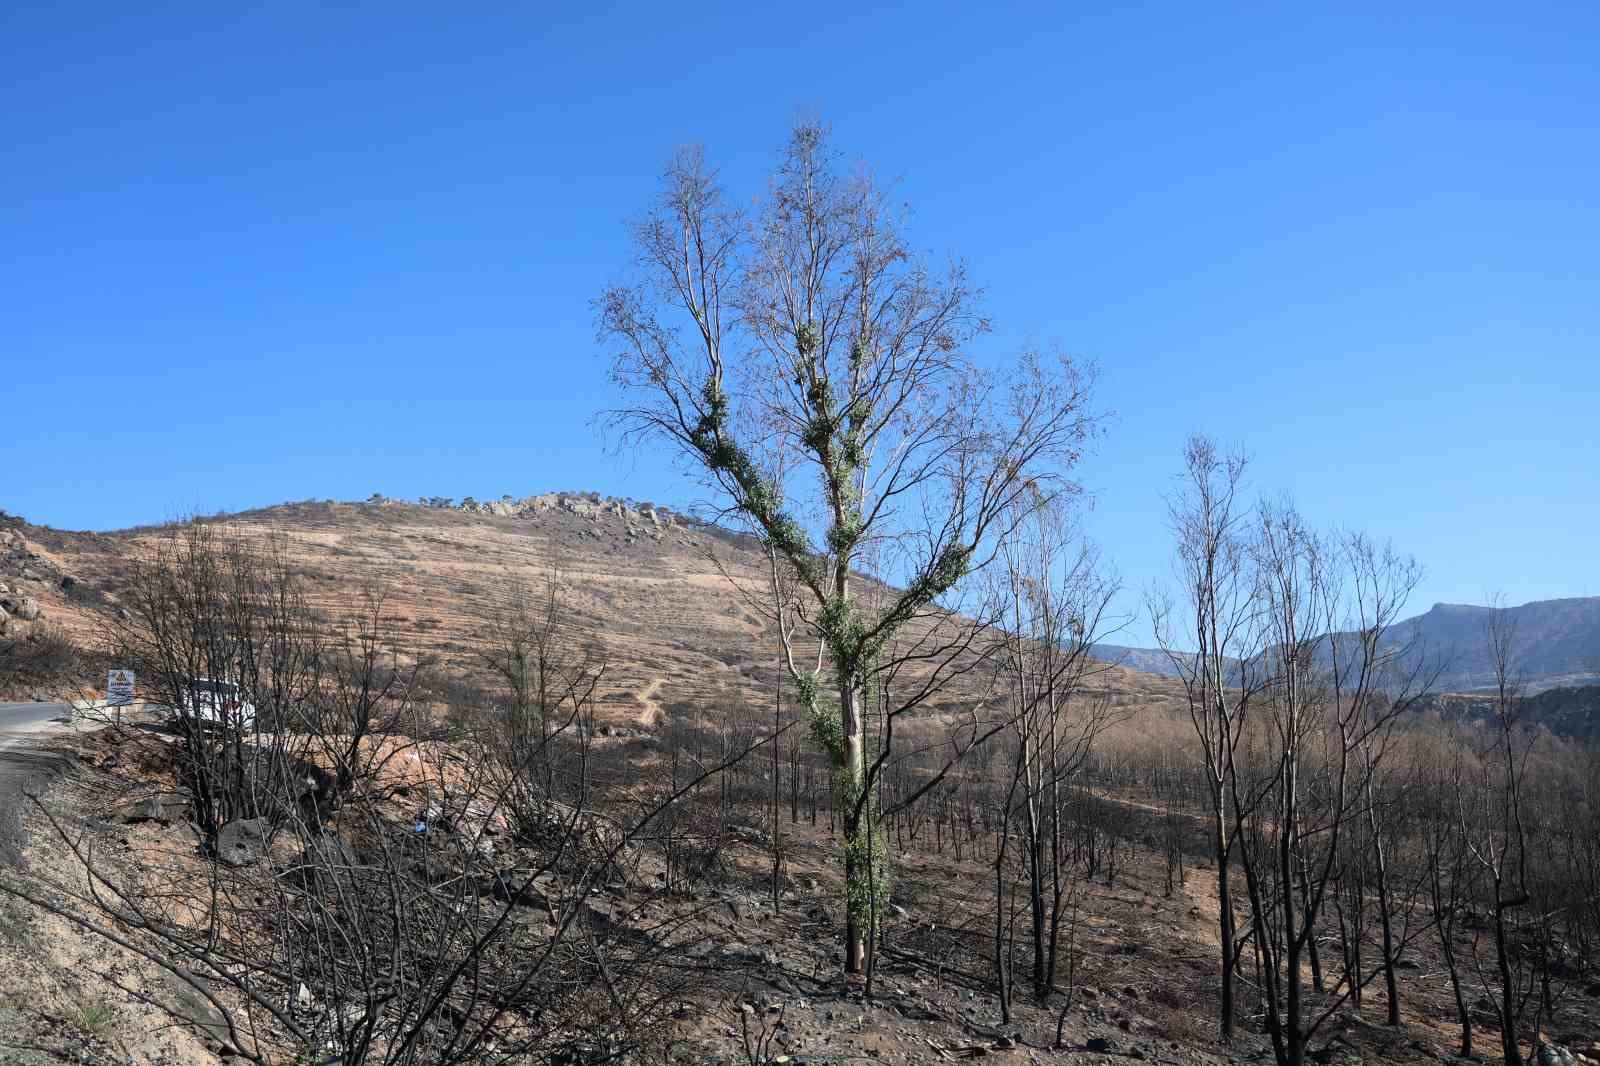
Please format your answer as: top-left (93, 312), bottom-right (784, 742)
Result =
top-left (0, 740), bottom-right (77, 866)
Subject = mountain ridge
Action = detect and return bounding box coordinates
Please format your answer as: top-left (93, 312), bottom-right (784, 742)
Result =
top-left (1096, 596), bottom-right (1599, 696)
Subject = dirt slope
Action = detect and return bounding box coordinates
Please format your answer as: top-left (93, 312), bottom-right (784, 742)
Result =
top-left (7, 496), bottom-right (1183, 724)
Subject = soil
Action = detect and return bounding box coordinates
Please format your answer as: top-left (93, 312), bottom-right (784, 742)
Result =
top-left (2, 724), bottom-right (1595, 1066)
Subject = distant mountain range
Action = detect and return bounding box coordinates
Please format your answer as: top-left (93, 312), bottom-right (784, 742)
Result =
top-left (1380, 597), bottom-right (1600, 693)
top-left (1094, 596), bottom-right (1600, 695)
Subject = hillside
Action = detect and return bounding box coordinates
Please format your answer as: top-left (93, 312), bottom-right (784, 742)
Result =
top-left (1412, 683), bottom-right (1600, 740)
top-left (1380, 597), bottom-right (1600, 693)
top-left (1, 495), bottom-right (1182, 721)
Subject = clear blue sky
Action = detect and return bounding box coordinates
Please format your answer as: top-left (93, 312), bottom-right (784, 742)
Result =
top-left (4, 2), bottom-right (1595, 644)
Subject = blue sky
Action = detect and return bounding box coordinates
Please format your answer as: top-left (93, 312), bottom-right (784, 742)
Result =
top-left (3, 2), bottom-right (1595, 644)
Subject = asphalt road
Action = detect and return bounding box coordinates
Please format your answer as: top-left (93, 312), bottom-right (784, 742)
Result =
top-left (0, 702), bottom-right (78, 862)
top-left (0, 702), bottom-right (74, 734)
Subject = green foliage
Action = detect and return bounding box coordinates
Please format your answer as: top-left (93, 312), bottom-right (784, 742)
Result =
top-left (63, 997), bottom-right (116, 1040)
top-left (904, 544), bottom-right (973, 611)
top-left (273, 1048), bottom-right (324, 1066)
top-left (793, 670), bottom-right (819, 709)
top-left (795, 321), bottom-right (819, 356)
top-left (687, 373), bottom-right (822, 589)
top-left (675, 323), bottom-right (939, 956)
top-left (843, 811), bottom-right (890, 935)
top-left (811, 705), bottom-right (845, 767)
top-left (825, 515), bottom-right (864, 558)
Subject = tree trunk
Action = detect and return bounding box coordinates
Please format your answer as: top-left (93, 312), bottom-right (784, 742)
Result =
top-left (1495, 898), bottom-right (1521, 1066)
top-left (840, 680), bottom-right (867, 974)
top-left (1368, 792), bottom-right (1402, 1026)
top-left (1215, 808), bottom-right (1236, 1042)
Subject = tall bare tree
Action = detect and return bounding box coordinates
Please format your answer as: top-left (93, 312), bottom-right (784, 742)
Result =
top-left (601, 122), bottom-right (1098, 973)
top-left (994, 498), bottom-right (1120, 1004)
top-left (1419, 724), bottom-right (1481, 1057)
top-left (1463, 600), bottom-right (1539, 1066)
top-left (1232, 505), bottom-right (1430, 1066)
top-left (1149, 436), bottom-right (1263, 1040)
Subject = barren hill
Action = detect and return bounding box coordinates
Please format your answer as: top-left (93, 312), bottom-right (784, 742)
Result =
top-left (3, 496), bottom-right (1182, 721)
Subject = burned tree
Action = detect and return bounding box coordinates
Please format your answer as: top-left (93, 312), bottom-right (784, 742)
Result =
top-left (100, 521), bottom-right (327, 854)
top-left (992, 497), bottom-right (1120, 1006)
top-left (601, 122), bottom-right (1097, 973)
top-left (477, 571), bottom-right (606, 835)
top-left (1149, 436), bottom-right (1262, 1040)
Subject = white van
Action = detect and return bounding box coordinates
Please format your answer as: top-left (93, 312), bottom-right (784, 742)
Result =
top-left (178, 678), bottom-right (257, 730)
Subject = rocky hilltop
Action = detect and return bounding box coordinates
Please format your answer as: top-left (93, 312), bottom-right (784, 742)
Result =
top-left (374, 491), bottom-right (686, 535)
top-left (2, 496), bottom-right (1179, 719)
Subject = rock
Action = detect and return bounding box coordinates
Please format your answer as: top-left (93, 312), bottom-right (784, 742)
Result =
top-left (286, 834), bottom-right (360, 884)
top-left (1539, 1046), bottom-right (1579, 1066)
top-left (492, 870), bottom-right (553, 909)
top-left (215, 818), bottom-right (271, 867)
top-left (240, 753), bottom-right (337, 825)
top-left (718, 942), bottom-right (779, 968)
top-left (123, 791), bottom-right (192, 824)
top-left (1, 594), bottom-right (39, 621)
top-left (730, 824), bottom-right (770, 847)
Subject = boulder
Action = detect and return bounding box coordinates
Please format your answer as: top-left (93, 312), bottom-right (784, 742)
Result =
top-left (1, 594), bottom-right (39, 621)
top-left (729, 824), bottom-right (770, 848)
top-left (215, 818), bottom-right (271, 867)
top-left (717, 942), bottom-right (779, 968)
top-left (492, 869), bottom-right (555, 910)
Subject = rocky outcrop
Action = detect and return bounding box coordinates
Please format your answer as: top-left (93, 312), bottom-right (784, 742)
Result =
top-left (0, 593), bottom-right (39, 622)
top-left (386, 491), bottom-right (684, 536)
top-left (470, 492), bottom-right (679, 529)
top-left (0, 526), bottom-right (57, 629)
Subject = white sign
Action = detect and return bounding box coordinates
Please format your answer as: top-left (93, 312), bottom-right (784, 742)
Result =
top-left (107, 669), bottom-right (136, 707)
